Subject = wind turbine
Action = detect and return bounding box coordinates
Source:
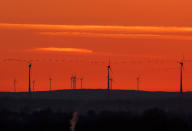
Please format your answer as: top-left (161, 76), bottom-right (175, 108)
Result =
top-left (177, 56), bottom-right (184, 95)
top-left (14, 78), bottom-right (16, 92)
top-left (73, 76), bottom-right (77, 89)
top-left (80, 77), bottom-right (83, 89)
top-left (137, 76), bottom-right (140, 92)
top-left (49, 77), bottom-right (52, 91)
top-left (109, 78), bottom-right (113, 90)
top-left (71, 75), bottom-right (77, 89)
top-left (71, 76), bottom-right (73, 89)
top-left (32, 80), bottom-right (35, 92)
top-left (28, 63), bottom-right (32, 94)
top-left (180, 61), bottom-right (184, 94)
top-left (107, 64), bottom-right (111, 91)
top-left (107, 57), bottom-right (112, 91)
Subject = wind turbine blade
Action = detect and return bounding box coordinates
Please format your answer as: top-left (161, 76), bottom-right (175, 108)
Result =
top-left (110, 68), bottom-right (113, 74)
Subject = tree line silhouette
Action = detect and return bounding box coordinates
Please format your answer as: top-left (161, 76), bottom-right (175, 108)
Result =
top-left (0, 108), bottom-right (191, 130)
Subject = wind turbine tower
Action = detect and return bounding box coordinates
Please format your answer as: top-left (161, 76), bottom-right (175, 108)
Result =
top-left (28, 63), bottom-right (32, 94)
top-left (180, 61), bottom-right (184, 94)
top-left (73, 76), bottom-right (77, 89)
top-left (32, 80), bottom-right (35, 92)
top-left (49, 77), bottom-right (52, 91)
top-left (107, 64), bottom-right (111, 91)
top-left (71, 76), bottom-right (73, 89)
top-left (80, 78), bottom-right (83, 89)
top-left (137, 77), bottom-right (140, 91)
top-left (14, 78), bottom-right (16, 92)
top-left (109, 78), bottom-right (112, 90)
top-left (71, 75), bottom-right (77, 89)
top-left (107, 57), bottom-right (112, 91)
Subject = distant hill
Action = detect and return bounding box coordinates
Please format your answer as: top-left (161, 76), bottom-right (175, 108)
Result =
top-left (0, 89), bottom-right (191, 114)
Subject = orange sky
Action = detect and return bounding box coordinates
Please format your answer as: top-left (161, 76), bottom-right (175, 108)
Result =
top-left (1, 0), bottom-right (192, 92)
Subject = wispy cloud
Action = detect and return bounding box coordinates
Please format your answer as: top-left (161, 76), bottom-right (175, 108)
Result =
top-left (0, 23), bottom-right (192, 32)
top-left (1, 23), bottom-right (192, 40)
top-left (32, 47), bottom-right (93, 54)
top-left (39, 32), bottom-right (161, 39)
top-left (1, 23), bottom-right (192, 33)
top-left (39, 31), bottom-right (192, 40)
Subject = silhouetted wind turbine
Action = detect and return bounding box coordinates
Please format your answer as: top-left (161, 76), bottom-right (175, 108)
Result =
top-left (180, 61), bottom-right (184, 94)
top-left (28, 63), bottom-right (32, 94)
top-left (71, 76), bottom-right (73, 89)
top-left (109, 78), bottom-right (112, 90)
top-left (80, 78), bottom-right (83, 89)
top-left (71, 75), bottom-right (77, 89)
top-left (107, 65), bottom-right (111, 91)
top-left (14, 78), bottom-right (16, 92)
top-left (107, 57), bottom-right (112, 91)
top-left (32, 80), bottom-right (35, 92)
top-left (49, 77), bottom-right (52, 91)
top-left (137, 76), bottom-right (140, 92)
top-left (73, 76), bottom-right (77, 89)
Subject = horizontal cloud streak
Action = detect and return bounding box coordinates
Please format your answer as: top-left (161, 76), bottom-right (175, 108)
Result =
top-left (1, 23), bottom-right (192, 40)
top-left (1, 23), bottom-right (192, 33)
top-left (39, 31), bottom-right (192, 40)
top-left (33, 47), bottom-right (93, 54)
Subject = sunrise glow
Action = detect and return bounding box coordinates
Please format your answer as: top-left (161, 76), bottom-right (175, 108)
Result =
top-left (1, 0), bottom-right (192, 92)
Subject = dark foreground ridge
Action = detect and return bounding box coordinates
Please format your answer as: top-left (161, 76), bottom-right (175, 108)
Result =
top-left (0, 89), bottom-right (191, 113)
top-left (0, 89), bottom-right (192, 130)
top-left (0, 108), bottom-right (191, 130)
